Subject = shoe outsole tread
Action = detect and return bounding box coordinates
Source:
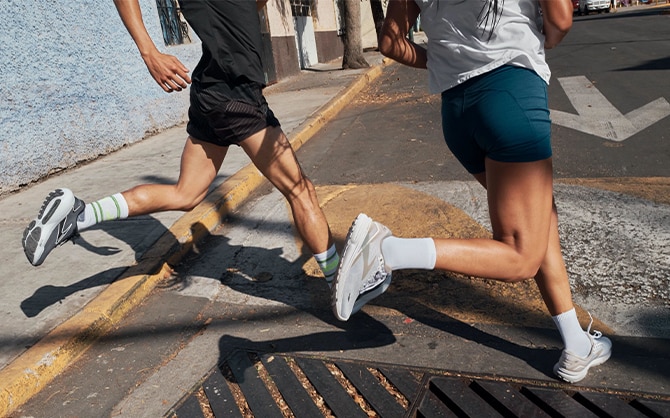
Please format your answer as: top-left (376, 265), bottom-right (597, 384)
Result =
top-left (22, 188), bottom-right (83, 266)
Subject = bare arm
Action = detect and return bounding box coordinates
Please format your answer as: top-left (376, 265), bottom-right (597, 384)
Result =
top-left (379, 0), bottom-right (427, 68)
top-left (539, 0), bottom-right (573, 49)
top-left (113, 0), bottom-right (191, 92)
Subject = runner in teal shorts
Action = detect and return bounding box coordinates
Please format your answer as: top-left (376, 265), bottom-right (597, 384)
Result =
top-left (332, 0), bottom-right (612, 385)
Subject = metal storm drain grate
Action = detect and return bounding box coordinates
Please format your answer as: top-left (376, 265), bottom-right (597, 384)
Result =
top-left (170, 350), bottom-right (670, 417)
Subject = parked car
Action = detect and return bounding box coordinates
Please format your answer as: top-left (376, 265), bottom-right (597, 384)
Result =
top-left (578, 0), bottom-right (611, 14)
top-left (572, 0), bottom-right (580, 13)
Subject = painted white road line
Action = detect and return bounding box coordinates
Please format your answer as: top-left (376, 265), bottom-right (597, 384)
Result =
top-left (551, 76), bottom-right (670, 141)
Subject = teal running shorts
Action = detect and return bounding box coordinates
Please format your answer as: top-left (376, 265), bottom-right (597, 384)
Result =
top-left (441, 65), bottom-right (552, 174)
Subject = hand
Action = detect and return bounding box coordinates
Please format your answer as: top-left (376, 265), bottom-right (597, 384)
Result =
top-left (142, 51), bottom-right (192, 93)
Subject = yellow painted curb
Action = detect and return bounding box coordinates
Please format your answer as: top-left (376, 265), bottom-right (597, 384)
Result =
top-left (0, 62), bottom-right (387, 417)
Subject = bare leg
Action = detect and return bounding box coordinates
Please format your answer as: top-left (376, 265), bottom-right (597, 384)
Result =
top-left (459, 159), bottom-right (602, 376)
top-left (240, 126), bottom-right (332, 254)
top-left (122, 137), bottom-right (228, 216)
top-left (533, 201), bottom-right (574, 315)
top-left (467, 158), bottom-right (573, 316)
top-left (433, 158), bottom-right (554, 282)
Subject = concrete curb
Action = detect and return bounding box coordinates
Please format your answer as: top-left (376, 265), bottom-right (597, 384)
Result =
top-left (0, 61), bottom-right (388, 417)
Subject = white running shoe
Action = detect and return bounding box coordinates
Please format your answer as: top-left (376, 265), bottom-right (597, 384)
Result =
top-left (553, 314), bottom-right (612, 383)
top-left (22, 188), bottom-right (85, 266)
top-left (333, 213), bottom-right (393, 321)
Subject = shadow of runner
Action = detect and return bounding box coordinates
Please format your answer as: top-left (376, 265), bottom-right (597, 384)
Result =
top-left (165, 220), bottom-right (561, 380)
top-left (179, 186), bottom-right (669, 392)
top-left (157, 211), bottom-right (567, 380)
top-left (20, 266), bottom-right (129, 318)
top-left (19, 214), bottom-right (178, 317)
top-left (386, 295), bottom-right (562, 379)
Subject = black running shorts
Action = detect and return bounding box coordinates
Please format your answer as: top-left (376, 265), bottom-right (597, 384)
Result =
top-left (187, 81), bottom-right (280, 147)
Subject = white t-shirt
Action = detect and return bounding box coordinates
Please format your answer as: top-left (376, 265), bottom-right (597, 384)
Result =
top-left (415, 0), bottom-right (551, 93)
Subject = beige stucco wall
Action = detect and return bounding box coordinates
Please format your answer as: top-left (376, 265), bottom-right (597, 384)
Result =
top-left (266, 0), bottom-right (296, 37)
top-left (265, 0), bottom-right (378, 48)
top-left (313, 0), bottom-right (339, 32)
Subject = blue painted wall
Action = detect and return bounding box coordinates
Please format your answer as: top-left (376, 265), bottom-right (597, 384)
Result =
top-left (0, 0), bottom-right (201, 194)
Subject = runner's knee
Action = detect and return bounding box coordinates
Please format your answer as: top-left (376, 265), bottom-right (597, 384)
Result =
top-left (172, 188), bottom-right (208, 211)
top-left (493, 234), bottom-right (546, 282)
top-left (504, 258), bottom-right (543, 282)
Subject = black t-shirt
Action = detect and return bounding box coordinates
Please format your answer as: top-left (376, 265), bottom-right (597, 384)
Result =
top-left (179, 0), bottom-right (265, 86)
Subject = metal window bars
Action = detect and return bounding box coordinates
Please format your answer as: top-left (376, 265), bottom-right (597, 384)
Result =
top-left (156, 0), bottom-right (190, 46)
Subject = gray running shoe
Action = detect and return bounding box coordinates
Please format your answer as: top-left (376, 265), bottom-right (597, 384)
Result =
top-left (23, 188), bottom-right (85, 266)
top-left (553, 314), bottom-right (612, 383)
top-left (333, 213), bottom-right (392, 321)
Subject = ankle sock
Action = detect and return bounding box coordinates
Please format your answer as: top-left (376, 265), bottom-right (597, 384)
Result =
top-left (314, 244), bottom-right (339, 287)
top-left (77, 193), bottom-right (129, 232)
top-left (381, 237), bottom-right (436, 271)
top-left (552, 308), bottom-right (592, 357)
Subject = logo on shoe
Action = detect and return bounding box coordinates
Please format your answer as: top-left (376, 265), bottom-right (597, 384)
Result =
top-left (57, 222), bottom-right (73, 244)
top-left (73, 201), bottom-right (84, 213)
top-left (55, 203), bottom-right (81, 244)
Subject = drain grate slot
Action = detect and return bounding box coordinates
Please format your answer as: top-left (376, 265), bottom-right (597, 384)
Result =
top-left (522, 386), bottom-right (599, 417)
top-left (336, 361), bottom-right (406, 417)
top-left (202, 367), bottom-right (244, 418)
top-left (379, 366), bottom-right (422, 403)
top-left (228, 351), bottom-right (284, 418)
top-left (296, 357), bottom-right (368, 418)
top-left (472, 380), bottom-right (550, 418)
top-left (261, 354), bottom-right (322, 417)
top-left (575, 391), bottom-right (648, 418)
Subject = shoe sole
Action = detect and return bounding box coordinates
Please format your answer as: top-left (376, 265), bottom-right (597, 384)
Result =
top-left (22, 189), bottom-right (76, 266)
top-left (332, 213), bottom-right (373, 321)
top-left (554, 350), bottom-right (612, 383)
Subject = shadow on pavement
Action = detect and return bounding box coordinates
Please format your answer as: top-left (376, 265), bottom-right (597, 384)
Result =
top-left (20, 216), bottom-right (173, 318)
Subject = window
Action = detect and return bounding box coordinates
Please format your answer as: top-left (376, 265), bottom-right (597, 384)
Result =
top-left (155, 0), bottom-right (191, 45)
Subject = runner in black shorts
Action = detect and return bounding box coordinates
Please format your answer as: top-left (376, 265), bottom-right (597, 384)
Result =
top-left (22, 0), bottom-right (341, 294)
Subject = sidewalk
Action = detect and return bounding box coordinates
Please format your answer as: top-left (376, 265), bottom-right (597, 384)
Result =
top-left (0, 51), bottom-right (387, 416)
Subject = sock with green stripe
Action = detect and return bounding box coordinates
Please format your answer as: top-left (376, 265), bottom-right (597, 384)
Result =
top-left (76, 193), bottom-right (129, 232)
top-left (314, 244), bottom-right (339, 288)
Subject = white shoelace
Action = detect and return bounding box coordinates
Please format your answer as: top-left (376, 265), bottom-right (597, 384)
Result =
top-left (585, 311), bottom-right (603, 339)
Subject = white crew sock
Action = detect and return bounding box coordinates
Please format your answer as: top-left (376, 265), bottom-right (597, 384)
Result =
top-left (314, 244), bottom-right (339, 287)
top-left (77, 193), bottom-right (129, 232)
top-left (381, 237), bottom-right (436, 271)
top-left (552, 308), bottom-right (592, 357)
